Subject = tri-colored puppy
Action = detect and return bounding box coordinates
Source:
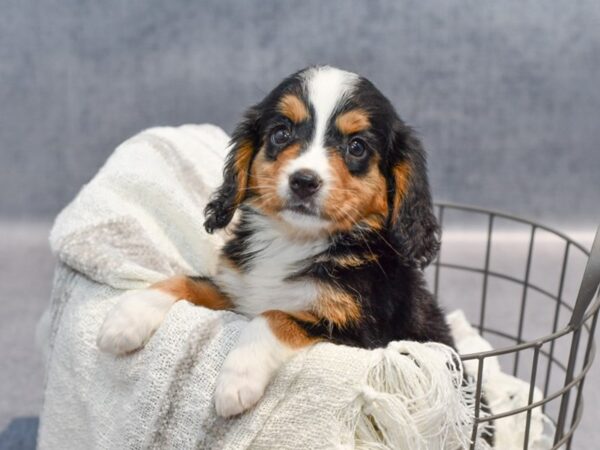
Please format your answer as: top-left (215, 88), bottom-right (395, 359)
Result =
top-left (97, 66), bottom-right (453, 418)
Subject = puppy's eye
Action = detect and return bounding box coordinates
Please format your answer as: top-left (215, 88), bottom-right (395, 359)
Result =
top-left (270, 126), bottom-right (292, 146)
top-left (347, 138), bottom-right (367, 158)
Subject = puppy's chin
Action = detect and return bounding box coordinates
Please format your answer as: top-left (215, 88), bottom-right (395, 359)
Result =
top-left (278, 209), bottom-right (330, 237)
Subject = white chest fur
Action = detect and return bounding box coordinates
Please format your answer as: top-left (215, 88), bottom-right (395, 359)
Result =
top-left (214, 214), bottom-right (328, 317)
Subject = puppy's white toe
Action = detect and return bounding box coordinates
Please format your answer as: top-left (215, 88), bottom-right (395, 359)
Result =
top-left (214, 368), bottom-right (267, 418)
top-left (97, 288), bottom-right (175, 355)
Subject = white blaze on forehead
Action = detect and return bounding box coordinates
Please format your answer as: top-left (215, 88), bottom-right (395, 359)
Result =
top-left (305, 66), bottom-right (359, 147)
top-left (278, 66), bottom-right (359, 197)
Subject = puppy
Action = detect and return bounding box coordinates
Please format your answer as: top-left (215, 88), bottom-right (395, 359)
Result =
top-left (97, 66), bottom-right (453, 418)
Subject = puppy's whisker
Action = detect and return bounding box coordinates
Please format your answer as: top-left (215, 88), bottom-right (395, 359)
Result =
top-left (255, 194), bottom-right (277, 206)
top-left (248, 174), bottom-right (277, 183)
top-left (246, 185), bottom-right (276, 190)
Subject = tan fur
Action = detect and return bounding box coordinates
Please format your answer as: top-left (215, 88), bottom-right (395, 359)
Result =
top-left (278, 94), bottom-right (309, 123)
top-left (153, 276), bottom-right (232, 310)
top-left (288, 310), bottom-right (320, 324)
top-left (315, 251), bottom-right (380, 270)
top-left (333, 253), bottom-right (379, 268)
top-left (313, 283), bottom-right (361, 327)
top-left (361, 215), bottom-right (386, 231)
top-left (335, 109), bottom-right (371, 135)
top-left (263, 310), bottom-right (318, 348)
top-left (391, 162), bottom-right (411, 224)
top-left (233, 140), bottom-right (255, 205)
top-left (248, 143), bottom-right (302, 214)
top-left (323, 152), bottom-right (388, 233)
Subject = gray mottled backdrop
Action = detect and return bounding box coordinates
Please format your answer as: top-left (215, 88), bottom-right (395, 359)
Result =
top-left (1, 2), bottom-right (600, 447)
top-left (1, 0), bottom-right (599, 225)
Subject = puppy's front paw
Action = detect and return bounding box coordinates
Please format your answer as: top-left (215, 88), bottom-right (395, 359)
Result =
top-left (214, 357), bottom-right (269, 418)
top-left (97, 288), bottom-right (175, 355)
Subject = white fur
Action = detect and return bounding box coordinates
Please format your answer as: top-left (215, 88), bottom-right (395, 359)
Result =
top-left (277, 66), bottom-right (359, 231)
top-left (97, 289), bottom-right (176, 355)
top-left (304, 66), bottom-right (359, 145)
top-left (215, 212), bottom-right (327, 317)
top-left (278, 209), bottom-right (330, 231)
top-left (214, 316), bottom-right (296, 417)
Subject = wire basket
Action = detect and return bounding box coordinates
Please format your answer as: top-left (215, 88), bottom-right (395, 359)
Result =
top-left (429, 203), bottom-right (600, 449)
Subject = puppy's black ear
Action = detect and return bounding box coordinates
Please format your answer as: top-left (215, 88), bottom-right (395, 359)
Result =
top-left (204, 107), bottom-right (261, 233)
top-left (388, 121), bottom-right (440, 268)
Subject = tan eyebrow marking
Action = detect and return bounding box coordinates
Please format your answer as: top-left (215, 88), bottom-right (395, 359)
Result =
top-left (336, 109), bottom-right (371, 135)
top-left (278, 94), bottom-right (309, 123)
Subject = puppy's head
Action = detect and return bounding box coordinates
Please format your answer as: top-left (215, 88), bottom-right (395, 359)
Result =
top-left (205, 66), bottom-right (439, 267)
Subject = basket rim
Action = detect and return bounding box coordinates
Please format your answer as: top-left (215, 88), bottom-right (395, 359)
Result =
top-left (434, 201), bottom-right (590, 256)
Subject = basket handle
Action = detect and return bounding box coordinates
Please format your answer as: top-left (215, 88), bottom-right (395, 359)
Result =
top-left (569, 224), bottom-right (600, 328)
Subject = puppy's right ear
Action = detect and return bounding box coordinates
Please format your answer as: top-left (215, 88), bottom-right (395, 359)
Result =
top-left (204, 107), bottom-right (261, 233)
top-left (387, 120), bottom-right (440, 269)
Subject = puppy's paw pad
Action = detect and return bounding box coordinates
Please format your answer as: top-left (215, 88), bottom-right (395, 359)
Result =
top-left (96, 289), bottom-right (174, 355)
top-left (214, 370), bottom-right (266, 418)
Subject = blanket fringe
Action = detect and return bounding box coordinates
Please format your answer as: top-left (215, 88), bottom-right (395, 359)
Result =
top-left (339, 342), bottom-right (491, 450)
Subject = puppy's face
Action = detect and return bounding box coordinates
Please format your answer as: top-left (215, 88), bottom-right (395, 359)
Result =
top-left (206, 66), bottom-right (439, 266)
top-left (246, 68), bottom-right (393, 235)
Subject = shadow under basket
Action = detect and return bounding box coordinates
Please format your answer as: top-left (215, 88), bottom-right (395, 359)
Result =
top-left (428, 203), bottom-right (600, 449)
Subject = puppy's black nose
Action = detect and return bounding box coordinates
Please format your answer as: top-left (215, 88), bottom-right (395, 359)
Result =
top-left (289, 169), bottom-right (322, 199)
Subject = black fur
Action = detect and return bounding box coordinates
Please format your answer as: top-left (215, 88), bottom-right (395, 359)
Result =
top-left (389, 123), bottom-right (441, 269)
top-left (350, 76), bottom-right (440, 269)
top-left (288, 225), bottom-right (453, 348)
top-left (205, 66), bottom-right (448, 348)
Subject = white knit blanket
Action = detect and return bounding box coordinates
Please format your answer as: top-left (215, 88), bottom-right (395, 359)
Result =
top-left (37, 124), bottom-right (551, 449)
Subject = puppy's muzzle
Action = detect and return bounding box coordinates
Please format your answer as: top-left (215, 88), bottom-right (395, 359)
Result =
top-left (289, 169), bottom-right (322, 200)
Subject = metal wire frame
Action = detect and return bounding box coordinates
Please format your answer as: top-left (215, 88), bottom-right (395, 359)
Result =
top-left (431, 202), bottom-right (600, 450)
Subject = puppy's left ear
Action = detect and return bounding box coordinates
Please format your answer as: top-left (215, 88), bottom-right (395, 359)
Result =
top-left (204, 107), bottom-right (261, 233)
top-left (388, 121), bottom-right (440, 268)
